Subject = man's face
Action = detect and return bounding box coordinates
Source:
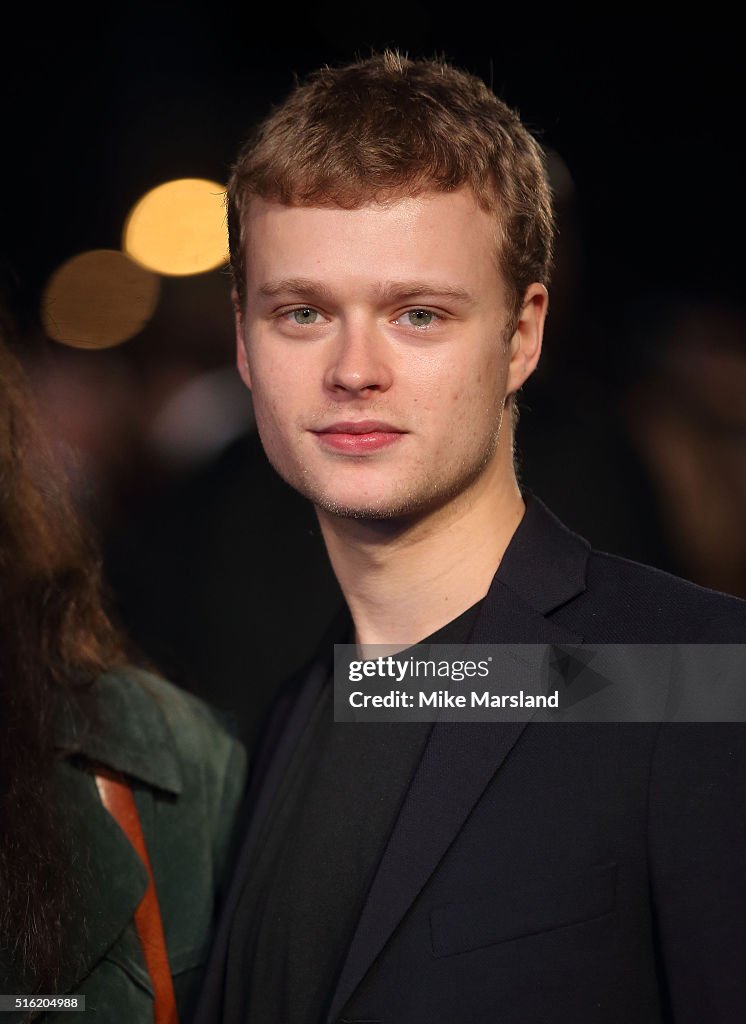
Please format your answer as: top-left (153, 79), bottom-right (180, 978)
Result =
top-left (237, 187), bottom-right (545, 521)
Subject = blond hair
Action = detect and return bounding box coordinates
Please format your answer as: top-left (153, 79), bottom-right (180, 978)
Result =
top-left (228, 51), bottom-right (554, 323)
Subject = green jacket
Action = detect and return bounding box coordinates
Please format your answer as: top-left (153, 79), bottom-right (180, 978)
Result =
top-left (0, 667), bottom-right (247, 1023)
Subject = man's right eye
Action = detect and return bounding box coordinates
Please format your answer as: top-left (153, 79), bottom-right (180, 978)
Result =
top-left (289, 308), bottom-right (320, 325)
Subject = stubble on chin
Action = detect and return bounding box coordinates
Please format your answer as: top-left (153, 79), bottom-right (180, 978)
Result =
top-left (284, 429), bottom-right (502, 524)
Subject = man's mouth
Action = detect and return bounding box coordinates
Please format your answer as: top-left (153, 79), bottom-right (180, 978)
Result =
top-left (312, 420), bottom-right (407, 453)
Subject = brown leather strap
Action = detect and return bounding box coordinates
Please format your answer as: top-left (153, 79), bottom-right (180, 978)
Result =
top-left (95, 768), bottom-right (179, 1024)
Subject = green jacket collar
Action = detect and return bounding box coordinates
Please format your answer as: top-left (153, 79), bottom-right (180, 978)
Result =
top-left (54, 667), bottom-right (183, 795)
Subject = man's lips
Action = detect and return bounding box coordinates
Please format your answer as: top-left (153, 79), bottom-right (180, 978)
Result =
top-left (312, 421), bottom-right (406, 453)
top-left (316, 420), bottom-right (404, 434)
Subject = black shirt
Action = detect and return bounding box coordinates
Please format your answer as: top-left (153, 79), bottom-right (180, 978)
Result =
top-left (223, 601), bottom-right (482, 1023)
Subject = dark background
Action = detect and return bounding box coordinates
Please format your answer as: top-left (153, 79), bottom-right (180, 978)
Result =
top-left (5, 13), bottom-right (743, 325)
top-left (3, 14), bottom-right (744, 743)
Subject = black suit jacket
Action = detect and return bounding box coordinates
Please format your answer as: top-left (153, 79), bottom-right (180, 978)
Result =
top-left (196, 495), bottom-right (746, 1023)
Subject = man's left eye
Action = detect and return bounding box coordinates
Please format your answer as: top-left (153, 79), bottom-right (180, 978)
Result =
top-left (403, 309), bottom-right (436, 328)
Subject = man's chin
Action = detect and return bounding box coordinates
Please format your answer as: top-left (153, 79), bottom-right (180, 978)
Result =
top-left (316, 500), bottom-right (408, 521)
top-left (278, 454), bottom-right (497, 524)
top-left (310, 487), bottom-right (448, 523)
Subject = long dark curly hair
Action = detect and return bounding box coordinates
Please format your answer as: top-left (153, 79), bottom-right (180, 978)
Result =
top-left (0, 330), bottom-right (126, 990)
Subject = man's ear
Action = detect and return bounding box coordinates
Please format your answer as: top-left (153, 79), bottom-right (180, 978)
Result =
top-left (233, 289), bottom-right (252, 391)
top-left (506, 283), bottom-right (548, 396)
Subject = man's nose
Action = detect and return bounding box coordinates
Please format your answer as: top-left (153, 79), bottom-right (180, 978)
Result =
top-left (324, 322), bottom-right (394, 396)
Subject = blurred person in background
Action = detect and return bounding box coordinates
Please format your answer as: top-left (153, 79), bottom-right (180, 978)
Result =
top-left (514, 155), bottom-right (677, 575)
top-left (0, 328), bottom-right (246, 1022)
top-left (622, 299), bottom-right (746, 598)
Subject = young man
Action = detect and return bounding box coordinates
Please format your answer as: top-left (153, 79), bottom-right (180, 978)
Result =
top-left (197, 52), bottom-right (746, 1023)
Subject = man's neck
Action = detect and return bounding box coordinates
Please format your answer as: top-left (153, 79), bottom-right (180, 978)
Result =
top-left (317, 468), bottom-right (525, 646)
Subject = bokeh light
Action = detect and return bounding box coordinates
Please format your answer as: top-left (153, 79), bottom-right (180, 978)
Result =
top-left (42, 249), bottom-right (161, 349)
top-left (123, 178), bottom-right (228, 276)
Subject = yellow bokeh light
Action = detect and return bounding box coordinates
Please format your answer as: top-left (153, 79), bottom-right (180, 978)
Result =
top-left (123, 178), bottom-right (228, 276)
top-left (42, 249), bottom-right (160, 349)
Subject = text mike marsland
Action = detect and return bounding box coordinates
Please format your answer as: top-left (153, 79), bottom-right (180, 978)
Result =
top-left (348, 689), bottom-right (561, 709)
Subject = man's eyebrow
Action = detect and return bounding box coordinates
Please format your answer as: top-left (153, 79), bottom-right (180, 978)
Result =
top-left (257, 278), bottom-right (335, 300)
top-left (256, 278), bottom-right (475, 305)
top-left (375, 281), bottom-right (475, 305)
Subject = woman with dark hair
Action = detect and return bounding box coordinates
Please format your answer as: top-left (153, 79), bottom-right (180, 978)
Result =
top-left (0, 332), bottom-right (246, 1021)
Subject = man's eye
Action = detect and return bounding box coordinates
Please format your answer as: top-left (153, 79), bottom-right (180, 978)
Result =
top-left (404, 309), bottom-right (436, 328)
top-left (289, 308), bottom-right (320, 325)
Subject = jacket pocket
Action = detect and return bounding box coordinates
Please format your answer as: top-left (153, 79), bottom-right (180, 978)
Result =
top-left (430, 861), bottom-right (617, 958)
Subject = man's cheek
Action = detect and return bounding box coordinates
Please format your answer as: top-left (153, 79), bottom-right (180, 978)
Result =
top-left (261, 396), bottom-right (302, 456)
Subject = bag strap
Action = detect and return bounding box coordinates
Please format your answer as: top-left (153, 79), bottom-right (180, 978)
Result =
top-left (95, 767), bottom-right (179, 1024)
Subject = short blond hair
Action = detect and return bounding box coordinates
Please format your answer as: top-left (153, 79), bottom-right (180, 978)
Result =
top-left (228, 51), bottom-right (554, 324)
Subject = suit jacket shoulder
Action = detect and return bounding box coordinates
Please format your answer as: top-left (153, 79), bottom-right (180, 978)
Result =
top-left (499, 494), bottom-right (746, 642)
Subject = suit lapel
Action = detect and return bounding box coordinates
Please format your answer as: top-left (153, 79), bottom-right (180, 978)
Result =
top-left (328, 496), bottom-right (588, 1021)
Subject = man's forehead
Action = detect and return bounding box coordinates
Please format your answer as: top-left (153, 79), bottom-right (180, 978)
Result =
top-left (243, 189), bottom-right (504, 298)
